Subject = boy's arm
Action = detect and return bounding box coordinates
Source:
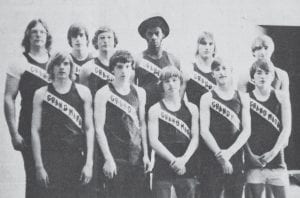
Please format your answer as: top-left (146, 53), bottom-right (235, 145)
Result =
top-left (220, 92), bottom-right (251, 160)
top-left (260, 91), bottom-right (291, 164)
top-left (136, 86), bottom-right (151, 172)
top-left (4, 74), bottom-right (26, 151)
top-left (77, 84), bottom-right (94, 184)
top-left (148, 104), bottom-right (176, 164)
top-left (200, 92), bottom-right (233, 174)
top-left (94, 86), bottom-right (117, 179)
top-left (79, 62), bottom-right (91, 87)
top-left (31, 87), bottom-right (49, 187)
top-left (171, 102), bottom-right (199, 173)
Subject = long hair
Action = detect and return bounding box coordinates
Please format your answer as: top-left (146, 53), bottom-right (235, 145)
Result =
top-left (67, 23), bottom-right (89, 47)
top-left (47, 52), bottom-right (75, 81)
top-left (195, 31), bottom-right (216, 57)
top-left (21, 19), bottom-right (52, 53)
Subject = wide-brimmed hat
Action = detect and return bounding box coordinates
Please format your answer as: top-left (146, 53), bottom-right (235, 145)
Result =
top-left (138, 16), bottom-right (169, 39)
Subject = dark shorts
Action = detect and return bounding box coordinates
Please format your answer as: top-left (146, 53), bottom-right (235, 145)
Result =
top-left (104, 159), bottom-right (147, 198)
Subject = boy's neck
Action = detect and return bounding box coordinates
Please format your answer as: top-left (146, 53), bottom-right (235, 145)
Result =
top-left (112, 80), bottom-right (130, 95)
top-left (197, 56), bottom-right (213, 71)
top-left (72, 48), bottom-right (88, 60)
top-left (163, 94), bottom-right (181, 111)
top-left (146, 47), bottom-right (163, 59)
top-left (98, 50), bottom-right (113, 65)
top-left (53, 78), bottom-right (72, 94)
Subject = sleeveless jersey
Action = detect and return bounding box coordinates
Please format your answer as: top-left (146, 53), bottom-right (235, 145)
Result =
top-left (153, 100), bottom-right (196, 180)
top-left (205, 90), bottom-right (243, 171)
top-left (41, 83), bottom-right (85, 151)
top-left (247, 90), bottom-right (285, 169)
top-left (186, 62), bottom-right (216, 108)
top-left (40, 83), bottom-right (85, 188)
top-left (104, 84), bottom-right (142, 165)
top-left (18, 53), bottom-right (49, 143)
top-left (84, 58), bottom-right (114, 96)
top-left (135, 51), bottom-right (180, 111)
top-left (70, 53), bottom-right (93, 83)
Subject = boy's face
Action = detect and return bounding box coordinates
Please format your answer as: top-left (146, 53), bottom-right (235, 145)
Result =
top-left (29, 23), bottom-right (47, 49)
top-left (253, 67), bottom-right (274, 88)
top-left (162, 76), bottom-right (181, 95)
top-left (112, 62), bottom-right (133, 82)
top-left (145, 27), bottom-right (164, 49)
top-left (197, 37), bottom-right (214, 59)
top-left (212, 64), bottom-right (232, 85)
top-left (53, 59), bottom-right (71, 80)
top-left (71, 30), bottom-right (88, 50)
top-left (252, 41), bottom-right (271, 60)
top-left (97, 31), bottom-right (115, 52)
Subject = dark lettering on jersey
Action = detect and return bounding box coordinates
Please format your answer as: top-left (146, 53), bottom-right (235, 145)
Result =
top-left (94, 65), bottom-right (114, 82)
top-left (250, 99), bottom-right (280, 132)
top-left (139, 59), bottom-right (162, 79)
top-left (74, 64), bottom-right (81, 75)
top-left (160, 110), bottom-right (191, 139)
top-left (211, 99), bottom-right (240, 130)
top-left (108, 92), bottom-right (140, 128)
top-left (28, 64), bottom-right (50, 83)
top-left (45, 92), bottom-right (82, 128)
top-left (192, 71), bottom-right (215, 91)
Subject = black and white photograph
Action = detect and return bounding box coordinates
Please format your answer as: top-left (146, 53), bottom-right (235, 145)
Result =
top-left (0, 0), bottom-right (300, 197)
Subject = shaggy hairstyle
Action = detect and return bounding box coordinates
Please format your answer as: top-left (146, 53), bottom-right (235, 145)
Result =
top-left (92, 26), bottom-right (118, 49)
top-left (158, 66), bottom-right (183, 93)
top-left (47, 52), bottom-right (75, 80)
top-left (109, 50), bottom-right (135, 72)
top-left (250, 59), bottom-right (274, 79)
top-left (195, 31), bottom-right (216, 57)
top-left (67, 23), bottom-right (89, 47)
top-left (21, 19), bottom-right (52, 53)
top-left (251, 35), bottom-right (275, 56)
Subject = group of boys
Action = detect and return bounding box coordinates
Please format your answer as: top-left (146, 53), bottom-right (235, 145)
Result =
top-left (4, 15), bottom-right (291, 198)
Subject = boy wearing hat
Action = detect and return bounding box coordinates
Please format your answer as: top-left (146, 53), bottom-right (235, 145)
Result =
top-left (67, 23), bottom-right (93, 82)
top-left (200, 58), bottom-right (251, 198)
top-left (135, 16), bottom-right (181, 112)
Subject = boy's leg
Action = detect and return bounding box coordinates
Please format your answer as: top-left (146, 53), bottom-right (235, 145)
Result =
top-left (266, 168), bottom-right (289, 198)
top-left (153, 179), bottom-right (173, 198)
top-left (245, 184), bottom-right (264, 198)
top-left (174, 177), bottom-right (197, 198)
top-left (224, 170), bottom-right (245, 198)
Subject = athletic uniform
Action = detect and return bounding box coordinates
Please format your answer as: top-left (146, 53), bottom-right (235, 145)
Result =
top-left (202, 90), bottom-right (244, 198)
top-left (135, 51), bottom-right (180, 112)
top-left (81, 57), bottom-right (114, 96)
top-left (80, 57), bottom-right (114, 196)
top-left (38, 82), bottom-right (95, 198)
top-left (153, 100), bottom-right (197, 198)
top-left (246, 90), bottom-right (289, 186)
top-left (186, 62), bottom-right (216, 108)
top-left (70, 53), bottom-right (93, 83)
top-left (7, 52), bottom-right (49, 198)
top-left (185, 63), bottom-right (216, 189)
top-left (103, 83), bottom-right (145, 198)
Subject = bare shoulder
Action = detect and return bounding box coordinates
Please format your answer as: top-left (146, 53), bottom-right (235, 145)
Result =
top-left (75, 83), bottom-right (92, 99)
top-left (275, 67), bottom-right (289, 81)
top-left (7, 54), bottom-right (28, 78)
top-left (94, 85), bottom-right (110, 100)
top-left (201, 91), bottom-right (212, 103)
top-left (274, 89), bottom-right (289, 104)
top-left (134, 85), bottom-right (146, 98)
top-left (238, 91), bottom-right (250, 105)
top-left (185, 101), bottom-right (198, 115)
top-left (34, 86), bottom-right (48, 101)
top-left (148, 103), bottom-right (160, 118)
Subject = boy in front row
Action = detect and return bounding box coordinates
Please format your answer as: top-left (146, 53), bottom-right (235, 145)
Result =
top-left (245, 59), bottom-right (291, 198)
top-left (93, 50), bottom-right (151, 198)
top-left (200, 57), bottom-right (251, 198)
top-left (148, 66), bottom-right (199, 198)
